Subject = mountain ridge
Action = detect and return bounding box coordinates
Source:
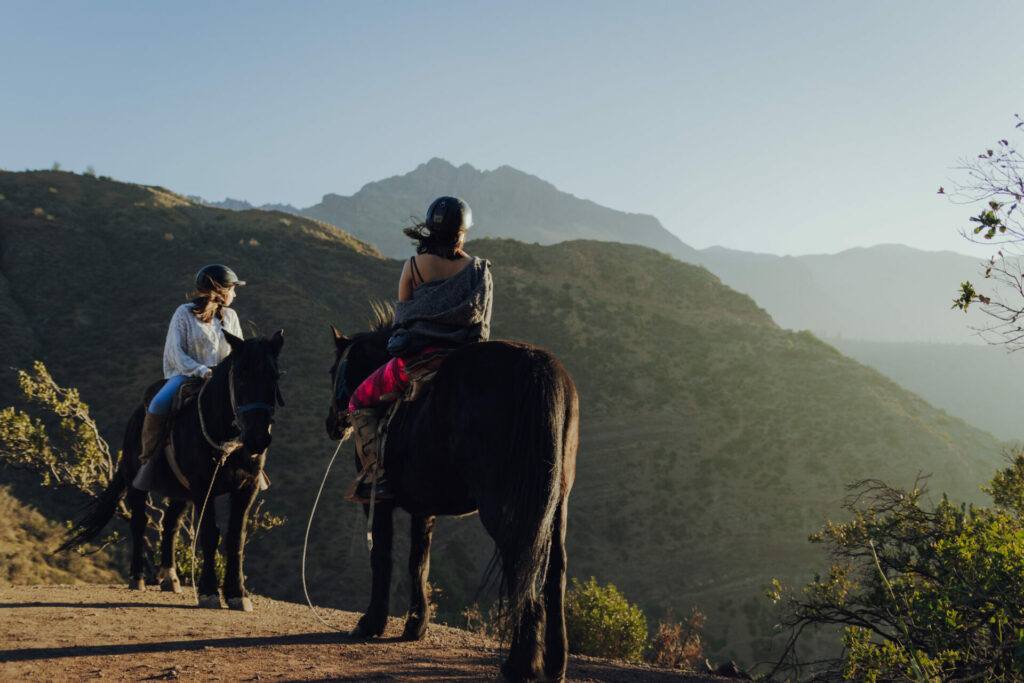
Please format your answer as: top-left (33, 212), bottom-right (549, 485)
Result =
top-left (300, 157), bottom-right (698, 261)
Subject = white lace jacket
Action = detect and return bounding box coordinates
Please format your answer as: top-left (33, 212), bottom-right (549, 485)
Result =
top-left (162, 303), bottom-right (243, 379)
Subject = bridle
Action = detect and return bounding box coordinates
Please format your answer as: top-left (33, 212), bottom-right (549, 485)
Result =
top-left (330, 343), bottom-right (354, 425)
top-left (200, 350), bottom-right (284, 454)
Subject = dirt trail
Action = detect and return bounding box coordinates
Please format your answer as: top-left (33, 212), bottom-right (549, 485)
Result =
top-left (0, 584), bottom-right (725, 682)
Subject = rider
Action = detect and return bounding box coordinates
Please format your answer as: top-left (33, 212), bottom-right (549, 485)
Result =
top-left (346, 196), bottom-right (493, 502)
top-left (132, 264), bottom-right (245, 491)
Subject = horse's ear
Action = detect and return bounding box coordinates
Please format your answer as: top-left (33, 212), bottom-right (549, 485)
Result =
top-left (270, 329), bottom-right (284, 357)
top-left (224, 331), bottom-right (244, 353)
top-left (331, 325), bottom-right (349, 347)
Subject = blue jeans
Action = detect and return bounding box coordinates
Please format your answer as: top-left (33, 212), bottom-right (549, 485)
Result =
top-left (148, 375), bottom-right (187, 415)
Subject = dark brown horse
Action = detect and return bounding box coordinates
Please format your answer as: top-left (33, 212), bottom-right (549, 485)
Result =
top-left (61, 332), bottom-right (284, 610)
top-left (326, 316), bottom-right (579, 683)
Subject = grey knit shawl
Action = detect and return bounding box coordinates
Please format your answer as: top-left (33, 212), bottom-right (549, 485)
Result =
top-left (394, 257), bottom-right (493, 345)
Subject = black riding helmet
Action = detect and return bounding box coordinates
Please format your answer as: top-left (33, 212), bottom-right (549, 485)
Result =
top-left (424, 196), bottom-right (472, 236)
top-left (195, 264), bottom-right (246, 292)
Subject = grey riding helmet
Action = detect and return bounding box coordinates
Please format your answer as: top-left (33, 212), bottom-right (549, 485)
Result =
top-left (195, 264), bottom-right (246, 292)
top-left (425, 196), bottom-right (472, 236)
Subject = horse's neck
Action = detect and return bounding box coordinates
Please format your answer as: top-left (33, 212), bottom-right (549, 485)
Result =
top-left (198, 372), bottom-right (236, 444)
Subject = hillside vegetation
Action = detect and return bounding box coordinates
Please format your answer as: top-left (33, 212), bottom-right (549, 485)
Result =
top-left (0, 486), bottom-right (121, 585)
top-left (0, 170), bottom-right (1006, 666)
top-left (826, 338), bottom-right (1024, 442)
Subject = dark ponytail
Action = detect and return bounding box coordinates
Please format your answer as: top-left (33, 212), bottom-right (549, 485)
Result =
top-left (403, 220), bottom-right (462, 260)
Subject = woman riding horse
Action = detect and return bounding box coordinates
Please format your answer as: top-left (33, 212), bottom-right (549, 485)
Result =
top-left (61, 263), bottom-right (284, 611)
top-left (327, 199), bottom-right (577, 682)
top-left (346, 196), bottom-right (492, 502)
top-left (133, 264), bottom-right (245, 491)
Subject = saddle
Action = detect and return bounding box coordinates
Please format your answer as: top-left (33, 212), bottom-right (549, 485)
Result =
top-left (139, 378), bottom-right (205, 494)
top-left (142, 377), bottom-right (205, 418)
top-left (378, 348), bottom-right (452, 459)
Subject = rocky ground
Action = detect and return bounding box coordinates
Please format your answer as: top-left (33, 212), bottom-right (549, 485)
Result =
top-left (0, 584), bottom-right (731, 682)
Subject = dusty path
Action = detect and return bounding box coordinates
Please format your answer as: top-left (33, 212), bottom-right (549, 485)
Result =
top-left (0, 585), bottom-right (725, 682)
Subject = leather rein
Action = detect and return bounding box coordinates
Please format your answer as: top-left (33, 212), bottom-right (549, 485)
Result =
top-left (198, 353), bottom-right (284, 455)
top-left (331, 343), bottom-right (354, 422)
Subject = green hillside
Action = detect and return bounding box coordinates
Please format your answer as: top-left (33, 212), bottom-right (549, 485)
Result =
top-left (0, 170), bottom-right (1005, 666)
top-left (826, 338), bottom-right (1024, 442)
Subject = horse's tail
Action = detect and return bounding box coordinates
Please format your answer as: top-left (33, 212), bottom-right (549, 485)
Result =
top-left (57, 405), bottom-right (141, 552)
top-left (494, 349), bottom-right (577, 642)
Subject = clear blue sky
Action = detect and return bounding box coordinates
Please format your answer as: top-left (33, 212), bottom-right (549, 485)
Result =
top-left (3, 1), bottom-right (1021, 256)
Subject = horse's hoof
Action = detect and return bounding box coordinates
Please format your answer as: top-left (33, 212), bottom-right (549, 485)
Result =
top-left (348, 617), bottom-right (385, 638)
top-left (161, 577), bottom-right (182, 594)
top-left (128, 577), bottom-right (145, 591)
top-left (402, 620), bottom-right (428, 641)
top-left (228, 597), bottom-right (253, 612)
top-left (499, 662), bottom-right (545, 683)
top-left (197, 594), bottom-right (224, 609)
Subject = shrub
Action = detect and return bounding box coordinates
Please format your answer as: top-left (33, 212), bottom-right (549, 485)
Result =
top-left (651, 606), bottom-right (706, 670)
top-left (769, 451), bottom-right (1024, 681)
top-left (565, 576), bottom-right (648, 663)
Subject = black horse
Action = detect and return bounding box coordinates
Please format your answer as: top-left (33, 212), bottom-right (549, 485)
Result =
top-left (60, 331), bottom-right (284, 611)
top-left (325, 316), bottom-right (579, 683)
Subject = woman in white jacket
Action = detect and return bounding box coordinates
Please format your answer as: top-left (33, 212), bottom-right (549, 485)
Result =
top-left (133, 264), bottom-right (245, 490)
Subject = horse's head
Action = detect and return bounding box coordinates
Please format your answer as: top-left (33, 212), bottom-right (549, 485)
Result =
top-left (326, 320), bottom-right (391, 440)
top-left (224, 329), bottom-right (285, 455)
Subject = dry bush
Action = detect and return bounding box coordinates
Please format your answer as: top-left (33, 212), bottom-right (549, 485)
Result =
top-left (651, 606), bottom-right (706, 670)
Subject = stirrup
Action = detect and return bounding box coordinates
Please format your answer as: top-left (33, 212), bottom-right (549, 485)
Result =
top-left (345, 469), bottom-right (393, 503)
top-left (132, 461), bottom-right (158, 491)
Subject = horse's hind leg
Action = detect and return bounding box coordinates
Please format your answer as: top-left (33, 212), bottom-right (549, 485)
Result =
top-left (126, 487), bottom-right (150, 590)
top-left (402, 514), bottom-right (435, 641)
top-left (157, 499), bottom-right (187, 593)
top-left (542, 499), bottom-right (569, 682)
top-left (502, 591), bottom-right (546, 683)
top-left (223, 484), bottom-right (259, 611)
top-left (196, 498), bottom-right (223, 608)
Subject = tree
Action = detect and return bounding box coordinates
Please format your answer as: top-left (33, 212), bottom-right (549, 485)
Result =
top-left (946, 115), bottom-right (1024, 349)
top-left (768, 456), bottom-right (1024, 682)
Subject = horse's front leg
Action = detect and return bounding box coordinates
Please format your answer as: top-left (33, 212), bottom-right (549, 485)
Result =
top-left (196, 496), bottom-right (223, 609)
top-left (157, 499), bottom-right (188, 593)
top-left (350, 503), bottom-right (395, 638)
top-left (403, 514), bottom-right (435, 641)
top-left (223, 482), bottom-right (260, 611)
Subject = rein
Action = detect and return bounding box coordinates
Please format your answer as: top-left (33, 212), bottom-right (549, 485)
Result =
top-left (198, 359), bottom-right (280, 454)
top-left (329, 343), bottom-right (377, 550)
top-left (331, 343), bottom-right (353, 416)
top-left (301, 438), bottom-right (348, 632)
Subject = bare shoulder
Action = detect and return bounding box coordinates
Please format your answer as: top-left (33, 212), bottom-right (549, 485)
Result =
top-left (414, 253), bottom-right (473, 283)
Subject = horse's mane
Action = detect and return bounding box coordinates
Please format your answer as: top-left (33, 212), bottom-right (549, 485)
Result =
top-left (366, 299), bottom-right (394, 333)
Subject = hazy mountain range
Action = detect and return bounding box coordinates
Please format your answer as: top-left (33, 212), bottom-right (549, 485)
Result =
top-left (202, 158), bottom-right (1019, 439)
top-left (0, 170), bottom-right (1007, 666)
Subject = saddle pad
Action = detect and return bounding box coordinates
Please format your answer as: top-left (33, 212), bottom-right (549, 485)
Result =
top-left (171, 377), bottom-right (205, 414)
